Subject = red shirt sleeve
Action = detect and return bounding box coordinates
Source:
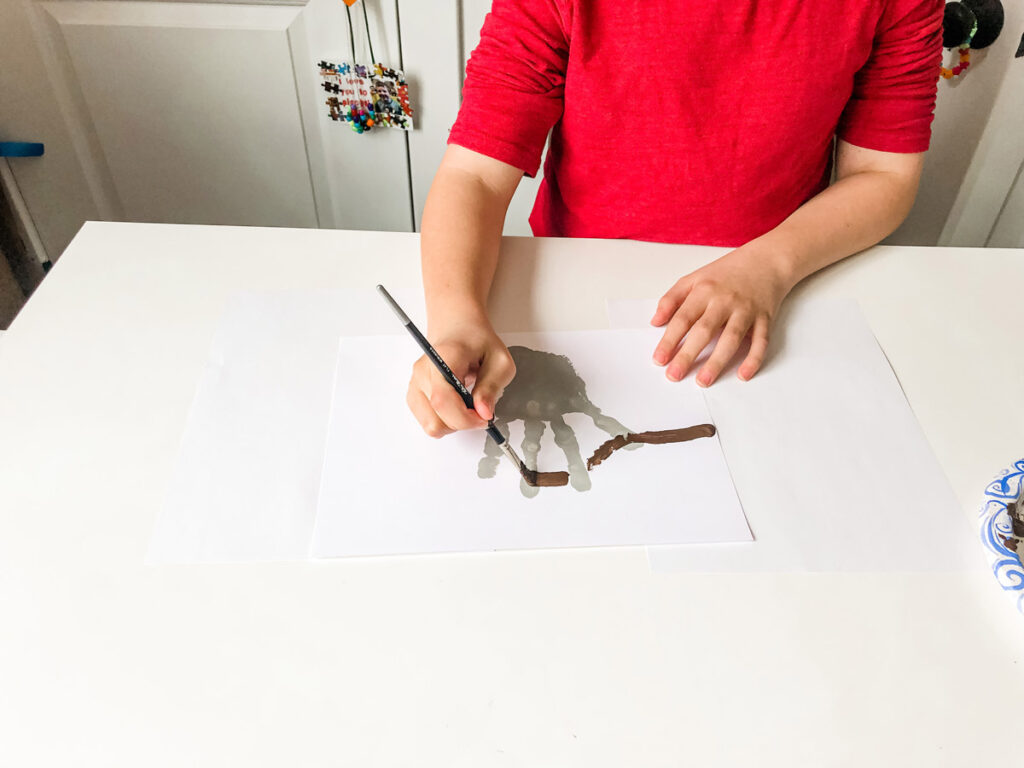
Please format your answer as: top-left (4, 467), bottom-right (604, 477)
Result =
top-left (448, 0), bottom-right (571, 177)
top-left (837, 0), bottom-right (943, 153)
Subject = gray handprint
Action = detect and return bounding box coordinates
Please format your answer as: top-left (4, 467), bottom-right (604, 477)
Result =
top-left (477, 346), bottom-right (634, 497)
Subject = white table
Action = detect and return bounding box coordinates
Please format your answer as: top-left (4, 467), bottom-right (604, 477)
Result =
top-left (1, 222), bottom-right (1022, 766)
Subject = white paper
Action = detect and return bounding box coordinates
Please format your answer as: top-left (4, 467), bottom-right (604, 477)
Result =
top-left (607, 298), bottom-right (980, 572)
top-left (148, 292), bottom-right (349, 563)
top-left (311, 329), bottom-right (750, 558)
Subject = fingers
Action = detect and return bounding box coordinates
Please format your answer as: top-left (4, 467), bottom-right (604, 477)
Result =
top-left (650, 277), bottom-right (693, 327)
top-left (405, 331), bottom-right (515, 438)
top-left (738, 316), bottom-right (770, 381)
top-left (406, 384), bottom-right (453, 439)
top-left (696, 313), bottom-right (754, 387)
top-left (407, 347), bottom-right (488, 437)
top-left (653, 293), bottom-right (706, 365)
top-left (471, 347), bottom-right (516, 421)
top-left (416, 356), bottom-right (488, 432)
top-left (664, 304), bottom-right (730, 382)
top-left (654, 247), bottom-right (787, 385)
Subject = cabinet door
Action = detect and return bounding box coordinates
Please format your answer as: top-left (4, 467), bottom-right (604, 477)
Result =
top-left (0, 0), bottom-right (415, 260)
top-left (987, 167), bottom-right (1024, 248)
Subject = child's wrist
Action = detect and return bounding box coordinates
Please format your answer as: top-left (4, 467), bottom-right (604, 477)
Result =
top-left (740, 235), bottom-right (802, 291)
top-left (426, 294), bottom-right (491, 335)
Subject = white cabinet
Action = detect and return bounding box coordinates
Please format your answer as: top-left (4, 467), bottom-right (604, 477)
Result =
top-left (1, 0), bottom-right (446, 259)
top-left (39, 1), bottom-right (319, 229)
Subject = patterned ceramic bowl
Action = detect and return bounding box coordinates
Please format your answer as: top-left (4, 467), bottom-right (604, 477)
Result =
top-left (980, 459), bottom-right (1024, 614)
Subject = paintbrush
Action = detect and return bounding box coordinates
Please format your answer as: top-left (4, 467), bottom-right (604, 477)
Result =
top-left (376, 285), bottom-right (563, 487)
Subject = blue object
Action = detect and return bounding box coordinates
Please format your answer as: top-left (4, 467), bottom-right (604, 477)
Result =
top-left (980, 458), bottom-right (1024, 614)
top-left (0, 142), bottom-right (44, 157)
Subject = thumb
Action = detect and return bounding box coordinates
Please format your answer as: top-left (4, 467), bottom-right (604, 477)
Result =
top-left (472, 347), bottom-right (516, 421)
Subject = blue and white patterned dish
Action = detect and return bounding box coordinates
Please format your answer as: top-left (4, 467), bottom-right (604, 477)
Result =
top-left (980, 459), bottom-right (1024, 614)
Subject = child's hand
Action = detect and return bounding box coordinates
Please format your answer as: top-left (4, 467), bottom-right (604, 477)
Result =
top-left (406, 317), bottom-right (517, 437)
top-left (650, 244), bottom-right (796, 386)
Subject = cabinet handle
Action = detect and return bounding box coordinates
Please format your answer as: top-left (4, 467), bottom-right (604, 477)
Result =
top-left (0, 142), bottom-right (44, 157)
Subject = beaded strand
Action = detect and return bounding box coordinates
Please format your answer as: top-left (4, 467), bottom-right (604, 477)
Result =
top-left (941, 18), bottom-right (977, 79)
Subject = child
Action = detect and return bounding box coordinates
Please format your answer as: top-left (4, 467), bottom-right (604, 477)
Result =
top-left (408, 0), bottom-right (941, 438)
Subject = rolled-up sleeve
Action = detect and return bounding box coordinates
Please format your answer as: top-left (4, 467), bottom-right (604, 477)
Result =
top-left (448, 0), bottom-right (571, 176)
top-left (837, 0), bottom-right (943, 153)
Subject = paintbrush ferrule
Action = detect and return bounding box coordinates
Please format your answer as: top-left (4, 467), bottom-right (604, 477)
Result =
top-left (499, 440), bottom-right (523, 470)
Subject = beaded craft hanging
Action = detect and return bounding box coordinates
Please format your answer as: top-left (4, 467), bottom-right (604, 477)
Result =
top-left (941, 17), bottom-right (977, 79)
top-left (318, 0), bottom-right (413, 133)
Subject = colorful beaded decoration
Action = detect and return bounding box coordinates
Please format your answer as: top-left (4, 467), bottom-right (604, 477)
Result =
top-left (316, 1), bottom-right (413, 133)
top-left (941, 18), bottom-right (977, 79)
top-left (319, 60), bottom-right (413, 132)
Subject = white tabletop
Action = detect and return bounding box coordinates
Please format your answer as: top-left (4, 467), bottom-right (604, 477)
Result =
top-left (1, 222), bottom-right (1022, 766)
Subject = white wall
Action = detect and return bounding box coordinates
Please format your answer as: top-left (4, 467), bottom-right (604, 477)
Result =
top-left (887, 3), bottom-right (1024, 246)
top-left (988, 167), bottom-right (1024, 247)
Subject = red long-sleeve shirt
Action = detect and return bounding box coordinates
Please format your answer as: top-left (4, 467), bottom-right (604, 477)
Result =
top-left (448, 0), bottom-right (942, 246)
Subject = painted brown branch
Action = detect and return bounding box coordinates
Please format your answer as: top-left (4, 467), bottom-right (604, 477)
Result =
top-left (586, 425), bottom-right (717, 471)
top-left (521, 467), bottom-right (570, 488)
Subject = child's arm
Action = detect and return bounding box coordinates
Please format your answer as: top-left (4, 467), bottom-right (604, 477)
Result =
top-left (653, 0), bottom-right (938, 388)
top-left (651, 141), bottom-right (925, 386)
top-left (407, 0), bottom-right (567, 437)
top-left (406, 145), bottom-right (524, 437)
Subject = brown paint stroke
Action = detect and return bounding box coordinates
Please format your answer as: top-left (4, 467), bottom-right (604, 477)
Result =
top-left (521, 468), bottom-right (571, 488)
top-left (586, 425), bottom-right (717, 471)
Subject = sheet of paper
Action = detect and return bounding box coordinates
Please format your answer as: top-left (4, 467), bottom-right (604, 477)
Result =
top-left (311, 329), bottom-right (750, 558)
top-left (608, 298), bottom-right (980, 572)
top-left (148, 292), bottom-right (350, 563)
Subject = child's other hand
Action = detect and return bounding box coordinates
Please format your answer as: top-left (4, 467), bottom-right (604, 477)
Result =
top-left (406, 317), bottom-right (516, 438)
top-left (650, 244), bottom-right (797, 386)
